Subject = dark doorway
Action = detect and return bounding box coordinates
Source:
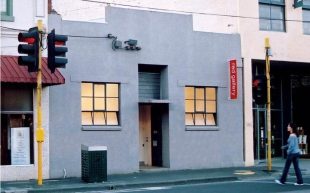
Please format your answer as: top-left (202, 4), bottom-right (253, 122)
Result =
top-left (293, 86), bottom-right (310, 129)
top-left (151, 105), bottom-right (163, 166)
top-left (292, 81), bottom-right (310, 156)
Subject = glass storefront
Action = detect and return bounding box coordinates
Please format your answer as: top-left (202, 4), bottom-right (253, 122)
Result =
top-left (1, 84), bottom-right (34, 165)
top-left (252, 60), bottom-right (310, 159)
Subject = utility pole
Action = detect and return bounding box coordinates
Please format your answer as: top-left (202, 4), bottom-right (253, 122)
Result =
top-left (36, 19), bottom-right (44, 185)
top-left (265, 37), bottom-right (272, 171)
top-left (18, 19), bottom-right (68, 185)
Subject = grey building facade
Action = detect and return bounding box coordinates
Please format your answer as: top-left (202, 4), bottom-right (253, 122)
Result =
top-left (48, 7), bottom-right (244, 178)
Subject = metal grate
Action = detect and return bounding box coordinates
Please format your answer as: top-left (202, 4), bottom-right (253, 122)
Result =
top-left (81, 150), bottom-right (107, 182)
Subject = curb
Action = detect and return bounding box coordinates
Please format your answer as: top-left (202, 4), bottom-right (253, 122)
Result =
top-left (2, 176), bottom-right (238, 193)
top-left (111, 176), bottom-right (238, 190)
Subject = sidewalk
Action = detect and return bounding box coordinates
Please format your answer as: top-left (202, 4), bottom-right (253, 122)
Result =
top-left (1, 158), bottom-right (309, 193)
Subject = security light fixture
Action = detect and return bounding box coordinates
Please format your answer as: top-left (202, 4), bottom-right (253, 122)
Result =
top-left (124, 39), bottom-right (141, 51)
top-left (124, 39), bottom-right (137, 46)
top-left (107, 35), bottom-right (141, 51)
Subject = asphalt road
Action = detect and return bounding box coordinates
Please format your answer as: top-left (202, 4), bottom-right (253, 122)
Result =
top-left (77, 176), bottom-right (310, 193)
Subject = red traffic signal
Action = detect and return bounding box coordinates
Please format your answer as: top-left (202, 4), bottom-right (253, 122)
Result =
top-left (17, 27), bottom-right (39, 72)
top-left (253, 75), bottom-right (267, 105)
top-left (18, 35), bottom-right (36, 44)
top-left (47, 29), bottom-right (68, 73)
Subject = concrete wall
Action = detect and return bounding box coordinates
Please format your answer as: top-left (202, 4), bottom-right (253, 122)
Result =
top-left (49, 6), bottom-right (243, 178)
top-left (51, 0), bottom-right (310, 169)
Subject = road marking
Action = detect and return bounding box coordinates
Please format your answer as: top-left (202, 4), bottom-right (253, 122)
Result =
top-left (142, 187), bottom-right (170, 190)
top-left (235, 180), bottom-right (310, 186)
top-left (234, 170), bottom-right (256, 175)
top-left (77, 186), bottom-right (171, 193)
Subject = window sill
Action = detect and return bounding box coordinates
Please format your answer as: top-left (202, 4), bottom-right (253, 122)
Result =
top-left (186, 126), bottom-right (219, 131)
top-left (82, 126), bottom-right (122, 131)
top-left (1, 15), bottom-right (15, 22)
top-left (1, 164), bottom-right (35, 166)
top-left (259, 28), bottom-right (286, 33)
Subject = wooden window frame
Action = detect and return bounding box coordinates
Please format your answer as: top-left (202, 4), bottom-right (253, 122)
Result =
top-left (81, 82), bottom-right (120, 129)
top-left (185, 86), bottom-right (217, 127)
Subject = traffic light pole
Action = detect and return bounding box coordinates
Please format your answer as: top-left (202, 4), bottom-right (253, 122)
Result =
top-left (36, 20), bottom-right (44, 185)
top-left (265, 37), bottom-right (272, 171)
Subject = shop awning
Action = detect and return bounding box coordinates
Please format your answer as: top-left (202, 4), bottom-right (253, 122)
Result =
top-left (1, 55), bottom-right (65, 85)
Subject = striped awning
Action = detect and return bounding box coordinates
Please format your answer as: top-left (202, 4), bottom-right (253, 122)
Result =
top-left (1, 55), bottom-right (65, 85)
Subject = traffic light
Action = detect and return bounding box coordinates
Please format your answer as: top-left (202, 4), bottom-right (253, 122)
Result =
top-left (48, 29), bottom-right (68, 73)
top-left (253, 75), bottom-right (267, 105)
top-left (18, 27), bottom-right (39, 72)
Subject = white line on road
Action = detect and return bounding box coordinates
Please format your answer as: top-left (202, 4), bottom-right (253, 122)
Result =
top-left (75, 186), bottom-right (171, 193)
top-left (235, 180), bottom-right (310, 186)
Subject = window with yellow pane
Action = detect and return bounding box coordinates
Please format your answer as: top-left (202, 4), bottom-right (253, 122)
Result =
top-left (81, 82), bottom-right (120, 126)
top-left (185, 86), bottom-right (217, 126)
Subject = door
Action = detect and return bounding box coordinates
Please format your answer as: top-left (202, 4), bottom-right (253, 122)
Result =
top-left (139, 104), bottom-right (163, 167)
top-left (253, 108), bottom-right (267, 160)
top-left (139, 105), bottom-right (152, 166)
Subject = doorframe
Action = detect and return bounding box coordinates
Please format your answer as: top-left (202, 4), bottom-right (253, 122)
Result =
top-left (138, 104), bottom-right (165, 168)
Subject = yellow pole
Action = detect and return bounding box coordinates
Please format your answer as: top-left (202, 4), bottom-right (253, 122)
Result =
top-left (265, 37), bottom-right (272, 171)
top-left (36, 20), bottom-right (44, 185)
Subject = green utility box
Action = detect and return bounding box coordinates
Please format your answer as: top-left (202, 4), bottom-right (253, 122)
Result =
top-left (81, 145), bottom-right (107, 182)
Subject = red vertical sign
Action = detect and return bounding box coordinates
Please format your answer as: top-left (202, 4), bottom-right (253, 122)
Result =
top-left (229, 59), bottom-right (238, 100)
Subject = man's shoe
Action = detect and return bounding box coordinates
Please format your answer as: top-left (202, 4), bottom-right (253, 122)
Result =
top-left (294, 183), bottom-right (304, 186)
top-left (275, 179), bottom-right (285, 185)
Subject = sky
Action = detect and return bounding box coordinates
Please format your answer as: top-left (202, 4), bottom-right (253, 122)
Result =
top-left (51, 0), bottom-right (238, 33)
top-left (51, 0), bottom-right (223, 23)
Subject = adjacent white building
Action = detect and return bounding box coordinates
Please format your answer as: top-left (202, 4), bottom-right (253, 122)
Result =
top-left (1, 0), bottom-right (49, 55)
top-left (1, 0), bottom-right (64, 181)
